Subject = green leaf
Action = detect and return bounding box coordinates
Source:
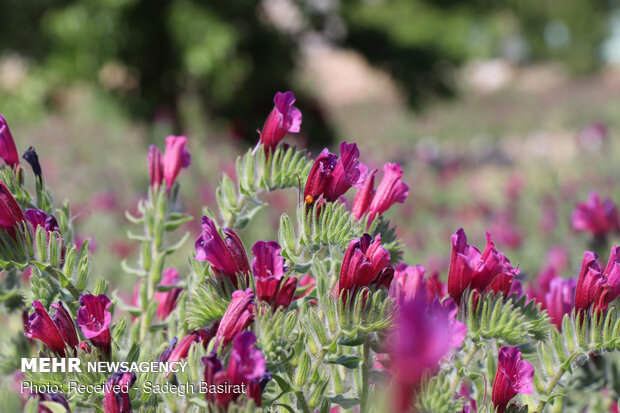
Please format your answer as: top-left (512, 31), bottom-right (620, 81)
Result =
top-left (325, 355), bottom-right (362, 369)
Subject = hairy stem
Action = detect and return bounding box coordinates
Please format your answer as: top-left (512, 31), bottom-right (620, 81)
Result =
top-left (535, 366), bottom-right (567, 412)
top-left (285, 362), bottom-right (312, 413)
top-left (360, 336), bottom-right (372, 413)
top-left (448, 342), bottom-right (480, 395)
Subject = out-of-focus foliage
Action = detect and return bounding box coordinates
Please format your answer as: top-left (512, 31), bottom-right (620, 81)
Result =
top-left (0, 0), bottom-right (613, 131)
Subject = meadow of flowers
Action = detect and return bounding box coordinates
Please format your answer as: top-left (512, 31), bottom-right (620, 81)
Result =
top-left (1, 90), bottom-right (620, 413)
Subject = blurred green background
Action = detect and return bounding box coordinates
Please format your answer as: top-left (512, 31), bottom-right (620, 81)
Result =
top-left (2, 0), bottom-right (620, 293)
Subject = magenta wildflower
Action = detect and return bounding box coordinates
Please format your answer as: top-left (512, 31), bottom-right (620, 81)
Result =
top-left (0, 180), bottom-right (25, 238)
top-left (167, 332), bottom-right (200, 364)
top-left (491, 346), bottom-right (534, 413)
top-left (252, 241), bottom-right (298, 309)
top-left (103, 371), bottom-right (136, 413)
top-left (215, 288), bottom-right (255, 347)
top-left (572, 192), bottom-right (620, 238)
top-left (24, 209), bottom-right (61, 234)
top-left (575, 247), bottom-right (620, 314)
top-left (25, 301), bottom-right (78, 356)
top-left (0, 114), bottom-right (19, 167)
top-left (76, 294), bottom-right (112, 359)
top-left (258, 91), bottom-right (302, 152)
top-left (338, 234), bottom-right (394, 298)
top-left (147, 136), bottom-right (190, 191)
top-left (448, 229), bottom-right (520, 305)
top-left (389, 264), bottom-right (438, 304)
top-left (195, 216), bottom-right (250, 287)
top-left (352, 168), bottom-right (376, 219)
top-left (357, 162), bottom-right (409, 223)
top-left (162, 135), bottom-right (191, 189)
top-left (154, 268), bottom-right (182, 320)
top-left (304, 142), bottom-right (366, 204)
top-left (202, 331), bottom-right (270, 408)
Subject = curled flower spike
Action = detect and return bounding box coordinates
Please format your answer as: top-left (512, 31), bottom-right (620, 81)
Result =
top-left (258, 91), bottom-right (302, 152)
top-left (0, 114), bottom-right (19, 167)
top-left (572, 192), bottom-right (620, 238)
top-left (304, 142), bottom-right (366, 204)
top-left (492, 346), bottom-right (534, 413)
top-left (575, 247), bottom-right (620, 314)
top-left (448, 228), bottom-right (519, 305)
top-left (195, 216), bottom-right (250, 287)
top-left (103, 371), bottom-right (136, 413)
top-left (252, 241), bottom-right (298, 309)
top-left (215, 288), bottom-right (255, 347)
top-left (77, 294), bottom-right (112, 359)
top-left (25, 301), bottom-right (78, 356)
top-left (338, 233), bottom-right (393, 298)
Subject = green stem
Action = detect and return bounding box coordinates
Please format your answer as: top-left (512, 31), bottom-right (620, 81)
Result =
top-left (360, 337), bottom-right (372, 413)
top-left (448, 342), bottom-right (480, 395)
top-left (45, 266), bottom-right (81, 300)
top-left (535, 367), bottom-right (566, 412)
top-left (285, 362), bottom-right (311, 413)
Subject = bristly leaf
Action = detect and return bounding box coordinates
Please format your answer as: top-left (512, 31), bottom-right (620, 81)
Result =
top-left (460, 291), bottom-right (550, 345)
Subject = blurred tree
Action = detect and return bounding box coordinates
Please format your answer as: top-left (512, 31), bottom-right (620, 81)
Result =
top-left (0, 0), bottom-right (612, 141)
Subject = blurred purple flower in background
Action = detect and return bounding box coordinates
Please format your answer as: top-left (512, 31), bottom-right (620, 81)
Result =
top-left (572, 192), bottom-right (620, 238)
top-left (544, 276), bottom-right (577, 329)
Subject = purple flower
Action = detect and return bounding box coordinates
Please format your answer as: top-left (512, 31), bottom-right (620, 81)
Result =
top-left (77, 294), bottom-right (112, 359)
top-left (147, 136), bottom-right (190, 191)
top-left (544, 277), bottom-right (577, 329)
top-left (215, 288), bottom-right (255, 347)
top-left (36, 392), bottom-right (71, 413)
top-left (389, 264), bottom-right (437, 304)
top-left (154, 268), bottom-right (182, 320)
top-left (492, 346), bottom-right (534, 413)
top-left (202, 331), bottom-right (270, 408)
top-left (195, 216), bottom-right (250, 287)
top-left (162, 135), bottom-right (191, 190)
top-left (0, 179), bottom-right (25, 238)
top-left (24, 209), bottom-right (61, 234)
top-left (572, 192), bottom-right (620, 238)
top-left (25, 301), bottom-right (78, 356)
top-left (0, 114), bottom-right (19, 167)
top-left (259, 91), bottom-right (302, 152)
top-left (575, 247), bottom-right (620, 314)
top-left (352, 168), bottom-right (376, 219)
top-left (304, 142), bottom-right (365, 204)
top-left (252, 241), bottom-right (298, 309)
top-left (147, 145), bottom-right (163, 188)
top-left (157, 337), bottom-right (178, 363)
top-left (391, 296), bottom-right (463, 411)
top-left (448, 229), bottom-right (519, 305)
top-left (338, 234), bottom-right (393, 298)
top-left (103, 371), bottom-right (136, 413)
top-left (358, 163), bottom-right (409, 223)
top-left (167, 332), bottom-right (200, 364)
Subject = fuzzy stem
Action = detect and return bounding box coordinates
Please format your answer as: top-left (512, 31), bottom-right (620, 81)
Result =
top-left (535, 367), bottom-right (566, 412)
top-left (448, 342), bottom-right (480, 395)
top-left (285, 362), bottom-right (312, 413)
top-left (360, 336), bottom-right (372, 413)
